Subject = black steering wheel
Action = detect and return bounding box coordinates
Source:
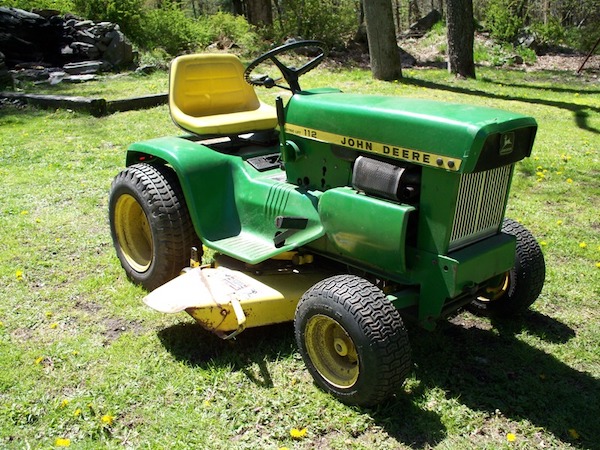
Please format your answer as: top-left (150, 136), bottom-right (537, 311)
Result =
top-left (244, 40), bottom-right (327, 93)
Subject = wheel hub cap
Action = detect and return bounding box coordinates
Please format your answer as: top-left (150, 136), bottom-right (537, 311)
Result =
top-left (305, 314), bottom-right (359, 388)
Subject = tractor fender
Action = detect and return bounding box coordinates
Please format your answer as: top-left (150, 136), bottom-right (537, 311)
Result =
top-left (125, 136), bottom-right (242, 246)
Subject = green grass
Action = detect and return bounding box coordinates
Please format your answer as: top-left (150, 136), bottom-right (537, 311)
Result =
top-left (1, 65), bottom-right (599, 449)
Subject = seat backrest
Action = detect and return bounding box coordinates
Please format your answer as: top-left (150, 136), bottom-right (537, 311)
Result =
top-left (169, 53), bottom-right (261, 118)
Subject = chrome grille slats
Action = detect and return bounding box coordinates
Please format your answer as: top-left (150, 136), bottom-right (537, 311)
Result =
top-left (449, 165), bottom-right (513, 251)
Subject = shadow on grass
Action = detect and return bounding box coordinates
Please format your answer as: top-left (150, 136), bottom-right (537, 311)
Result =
top-left (156, 311), bottom-right (597, 449)
top-left (480, 76), bottom-right (600, 96)
top-left (407, 311), bottom-right (599, 448)
top-left (402, 76), bottom-right (600, 134)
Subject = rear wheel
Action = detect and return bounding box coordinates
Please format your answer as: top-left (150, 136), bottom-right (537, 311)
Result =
top-left (471, 218), bottom-right (545, 316)
top-left (109, 163), bottom-right (201, 291)
top-left (295, 275), bottom-right (412, 407)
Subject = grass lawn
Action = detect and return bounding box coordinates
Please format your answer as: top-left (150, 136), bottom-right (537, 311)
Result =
top-left (1, 64), bottom-right (599, 449)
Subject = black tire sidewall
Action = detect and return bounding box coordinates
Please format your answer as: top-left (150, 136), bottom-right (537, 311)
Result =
top-left (295, 275), bottom-right (411, 407)
top-left (109, 163), bottom-right (199, 291)
top-left (109, 172), bottom-right (159, 288)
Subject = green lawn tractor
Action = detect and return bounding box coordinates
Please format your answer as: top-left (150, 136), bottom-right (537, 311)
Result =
top-left (109, 41), bottom-right (545, 406)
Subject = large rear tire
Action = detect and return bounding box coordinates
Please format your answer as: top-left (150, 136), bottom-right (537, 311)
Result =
top-left (295, 275), bottom-right (412, 407)
top-left (109, 163), bottom-right (201, 291)
top-left (470, 218), bottom-right (545, 316)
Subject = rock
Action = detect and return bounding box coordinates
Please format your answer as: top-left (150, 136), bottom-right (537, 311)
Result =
top-left (63, 60), bottom-right (109, 75)
top-left (0, 51), bottom-right (13, 88)
top-left (103, 30), bottom-right (134, 68)
top-left (399, 47), bottom-right (417, 68)
top-left (404, 10), bottom-right (442, 38)
top-left (0, 7), bottom-right (137, 78)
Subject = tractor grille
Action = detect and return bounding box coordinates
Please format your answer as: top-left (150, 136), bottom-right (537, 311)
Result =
top-left (449, 164), bottom-right (513, 251)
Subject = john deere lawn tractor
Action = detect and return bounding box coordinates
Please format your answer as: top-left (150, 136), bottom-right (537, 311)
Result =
top-left (109, 41), bottom-right (545, 406)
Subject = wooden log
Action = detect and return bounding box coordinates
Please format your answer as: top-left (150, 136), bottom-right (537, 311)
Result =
top-left (0, 91), bottom-right (106, 116)
top-left (0, 91), bottom-right (168, 116)
top-left (106, 93), bottom-right (168, 113)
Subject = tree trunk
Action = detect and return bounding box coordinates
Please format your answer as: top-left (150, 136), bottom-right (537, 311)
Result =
top-left (446, 0), bottom-right (475, 78)
top-left (363, 0), bottom-right (402, 80)
top-left (245, 0), bottom-right (273, 27)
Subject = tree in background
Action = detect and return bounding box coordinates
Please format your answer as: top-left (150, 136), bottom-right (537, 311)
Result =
top-left (446, 0), bottom-right (476, 78)
top-left (363, 0), bottom-right (403, 80)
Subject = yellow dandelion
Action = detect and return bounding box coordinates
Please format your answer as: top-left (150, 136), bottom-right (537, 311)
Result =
top-left (566, 178), bottom-right (573, 183)
top-left (73, 408), bottom-right (82, 417)
top-left (101, 414), bottom-right (114, 426)
top-left (506, 432), bottom-right (516, 442)
top-left (50, 323), bottom-right (58, 329)
top-left (579, 242), bottom-right (587, 249)
top-left (0, 321), bottom-right (3, 327)
top-left (540, 241), bottom-right (548, 246)
top-left (60, 399), bottom-right (69, 408)
top-left (556, 220), bottom-right (563, 226)
top-left (35, 356), bottom-right (44, 365)
top-left (45, 312), bottom-right (53, 318)
top-left (290, 427), bottom-right (308, 439)
top-left (556, 171), bottom-right (563, 175)
top-left (595, 262), bottom-right (600, 269)
top-left (20, 210), bottom-right (29, 215)
top-left (568, 428), bottom-right (580, 439)
top-left (55, 438), bottom-right (71, 447)
top-left (203, 400), bottom-right (211, 408)
top-left (16, 270), bottom-right (23, 280)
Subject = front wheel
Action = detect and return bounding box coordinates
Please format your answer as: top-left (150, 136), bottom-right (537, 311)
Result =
top-left (109, 163), bottom-right (201, 291)
top-left (470, 218), bottom-right (545, 316)
top-left (295, 275), bottom-right (412, 407)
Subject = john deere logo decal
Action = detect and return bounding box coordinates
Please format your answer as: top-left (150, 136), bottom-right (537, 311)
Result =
top-left (499, 132), bottom-right (515, 156)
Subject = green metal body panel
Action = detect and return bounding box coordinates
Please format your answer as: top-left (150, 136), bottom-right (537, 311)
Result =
top-left (284, 91), bottom-right (536, 175)
top-left (125, 88), bottom-right (538, 326)
top-left (316, 187), bottom-right (415, 274)
top-left (127, 137), bottom-right (324, 264)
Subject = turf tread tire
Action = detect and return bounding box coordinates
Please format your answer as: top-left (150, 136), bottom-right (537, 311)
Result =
top-left (470, 218), bottom-right (545, 316)
top-left (295, 275), bottom-right (412, 407)
top-left (109, 163), bottom-right (201, 291)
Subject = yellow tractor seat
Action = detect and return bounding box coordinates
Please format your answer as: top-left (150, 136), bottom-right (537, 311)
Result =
top-left (169, 53), bottom-right (278, 136)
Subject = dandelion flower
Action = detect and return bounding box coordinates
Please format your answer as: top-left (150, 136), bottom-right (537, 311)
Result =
top-left (16, 270), bottom-right (23, 281)
top-left (595, 262), bottom-right (600, 269)
top-left (540, 241), bottom-right (548, 246)
top-left (46, 312), bottom-right (53, 318)
top-left (101, 414), bottom-right (114, 426)
top-left (507, 433), bottom-right (516, 442)
top-left (60, 399), bottom-right (69, 408)
top-left (556, 220), bottom-right (563, 226)
top-left (74, 408), bottom-right (82, 417)
top-left (568, 428), bottom-right (580, 439)
top-left (579, 242), bottom-right (587, 249)
top-left (35, 356), bottom-right (44, 365)
top-left (55, 438), bottom-right (71, 447)
top-left (290, 427), bottom-right (308, 439)
top-left (203, 400), bottom-right (211, 408)
top-left (50, 323), bottom-right (58, 329)
top-left (566, 178), bottom-right (573, 183)
top-left (20, 210), bottom-right (28, 215)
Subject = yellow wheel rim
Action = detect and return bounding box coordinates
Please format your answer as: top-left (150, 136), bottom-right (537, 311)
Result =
top-left (478, 272), bottom-right (510, 302)
top-left (305, 314), bottom-right (359, 389)
top-left (114, 194), bottom-right (153, 272)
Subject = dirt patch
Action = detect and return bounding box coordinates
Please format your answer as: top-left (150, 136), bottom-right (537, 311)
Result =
top-left (102, 317), bottom-right (145, 345)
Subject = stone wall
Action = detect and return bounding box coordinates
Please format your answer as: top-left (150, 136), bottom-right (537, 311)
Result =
top-left (0, 7), bottom-right (135, 85)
